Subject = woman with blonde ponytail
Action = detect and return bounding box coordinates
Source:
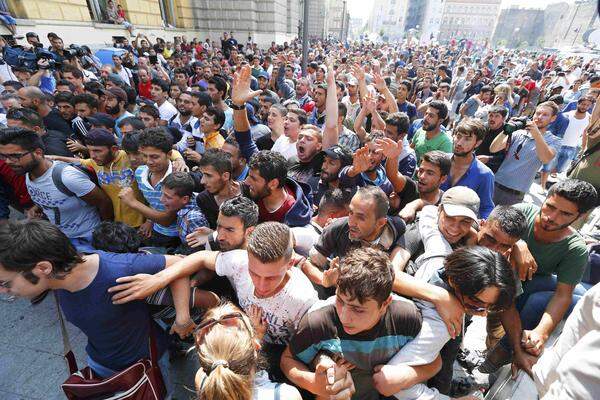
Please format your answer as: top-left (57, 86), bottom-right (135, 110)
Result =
top-left (194, 302), bottom-right (301, 400)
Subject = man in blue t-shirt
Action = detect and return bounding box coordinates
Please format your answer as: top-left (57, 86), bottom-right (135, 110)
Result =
top-left (0, 219), bottom-right (193, 396)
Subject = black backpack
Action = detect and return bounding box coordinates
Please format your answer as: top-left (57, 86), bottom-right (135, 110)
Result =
top-left (51, 162), bottom-right (100, 197)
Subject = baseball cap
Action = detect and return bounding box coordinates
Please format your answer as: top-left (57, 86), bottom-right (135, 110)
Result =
top-left (105, 87), bottom-right (127, 103)
top-left (440, 186), bottom-right (480, 221)
top-left (323, 145), bottom-right (353, 167)
top-left (87, 112), bottom-right (116, 129)
top-left (85, 128), bottom-right (117, 146)
top-left (257, 71), bottom-right (269, 80)
top-left (347, 77), bottom-right (358, 86)
top-left (246, 103), bottom-right (259, 124)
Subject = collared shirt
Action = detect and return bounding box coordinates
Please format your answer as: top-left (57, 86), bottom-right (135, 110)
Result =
top-left (177, 196), bottom-right (209, 244)
top-left (495, 130), bottom-right (562, 193)
top-left (235, 164), bottom-right (250, 182)
top-left (135, 162), bottom-right (178, 237)
top-left (204, 130), bottom-right (225, 150)
top-left (170, 114), bottom-right (199, 152)
top-left (440, 155), bottom-right (495, 218)
top-left (338, 126), bottom-right (361, 152)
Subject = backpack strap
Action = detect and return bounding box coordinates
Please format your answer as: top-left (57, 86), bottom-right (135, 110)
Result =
top-left (51, 162), bottom-right (76, 197)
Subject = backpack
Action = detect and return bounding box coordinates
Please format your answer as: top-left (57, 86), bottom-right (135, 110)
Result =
top-left (51, 162), bottom-right (100, 197)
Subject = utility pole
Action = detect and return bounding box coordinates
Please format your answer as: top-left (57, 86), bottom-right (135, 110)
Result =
top-left (302, 0), bottom-right (309, 76)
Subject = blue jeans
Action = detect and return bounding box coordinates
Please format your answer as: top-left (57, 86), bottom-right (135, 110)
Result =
top-left (553, 145), bottom-right (580, 173)
top-left (499, 275), bottom-right (588, 351)
top-left (87, 351), bottom-right (172, 399)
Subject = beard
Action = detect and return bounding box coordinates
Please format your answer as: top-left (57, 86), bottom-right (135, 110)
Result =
top-left (106, 104), bottom-right (121, 115)
top-left (179, 109), bottom-right (192, 117)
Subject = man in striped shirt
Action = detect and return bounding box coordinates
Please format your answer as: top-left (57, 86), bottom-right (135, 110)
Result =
top-left (127, 128), bottom-right (180, 248)
top-left (490, 102), bottom-right (562, 205)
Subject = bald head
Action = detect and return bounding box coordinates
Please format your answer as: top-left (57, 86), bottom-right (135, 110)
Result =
top-left (18, 86), bottom-right (47, 109)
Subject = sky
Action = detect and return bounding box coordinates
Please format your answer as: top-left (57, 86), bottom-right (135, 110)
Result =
top-left (347, 0), bottom-right (576, 21)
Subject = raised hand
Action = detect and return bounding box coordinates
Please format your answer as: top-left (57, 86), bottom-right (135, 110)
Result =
top-left (375, 137), bottom-right (403, 159)
top-left (231, 65), bottom-right (261, 106)
top-left (322, 257), bottom-right (340, 288)
top-left (351, 145), bottom-right (371, 174)
top-left (373, 72), bottom-right (387, 92)
top-left (363, 93), bottom-right (377, 114)
top-left (351, 63), bottom-right (366, 82)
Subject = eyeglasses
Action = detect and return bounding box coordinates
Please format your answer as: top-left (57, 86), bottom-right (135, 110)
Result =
top-left (194, 312), bottom-right (251, 339)
top-left (0, 151), bottom-right (32, 161)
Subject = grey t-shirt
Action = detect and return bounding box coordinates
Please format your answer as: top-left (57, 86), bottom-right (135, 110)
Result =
top-left (26, 161), bottom-right (101, 239)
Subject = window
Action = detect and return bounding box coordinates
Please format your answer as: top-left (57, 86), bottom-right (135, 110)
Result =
top-left (86, 0), bottom-right (109, 22)
top-left (159, 0), bottom-right (177, 27)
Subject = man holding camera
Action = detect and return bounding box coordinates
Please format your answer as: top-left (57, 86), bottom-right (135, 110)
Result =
top-left (490, 101), bottom-right (562, 205)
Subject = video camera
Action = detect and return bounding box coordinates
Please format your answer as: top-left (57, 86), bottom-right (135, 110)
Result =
top-left (1, 45), bottom-right (58, 71)
top-left (64, 44), bottom-right (86, 60)
top-left (503, 116), bottom-right (528, 135)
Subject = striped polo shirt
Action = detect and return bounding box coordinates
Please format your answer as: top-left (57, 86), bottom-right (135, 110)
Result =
top-left (494, 130), bottom-right (561, 193)
top-left (135, 163), bottom-right (178, 237)
top-left (289, 295), bottom-right (422, 400)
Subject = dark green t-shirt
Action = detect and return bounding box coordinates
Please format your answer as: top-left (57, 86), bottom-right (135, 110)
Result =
top-left (515, 203), bottom-right (588, 285)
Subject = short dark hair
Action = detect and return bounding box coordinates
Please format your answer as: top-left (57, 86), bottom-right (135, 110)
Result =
top-left (337, 247), bottom-right (394, 306)
top-left (385, 112), bottom-right (410, 135)
top-left (422, 150), bottom-right (451, 176)
top-left (0, 220), bottom-right (83, 283)
top-left (287, 108), bottom-right (308, 125)
top-left (6, 108), bottom-right (45, 130)
top-left (318, 188), bottom-right (352, 212)
top-left (198, 148), bottom-right (232, 175)
top-left (55, 80), bottom-right (75, 92)
top-left (547, 179), bottom-right (598, 214)
top-left (248, 150), bottom-right (288, 188)
top-left (139, 104), bottom-right (160, 119)
top-left (118, 116), bottom-right (145, 131)
top-left (122, 132), bottom-right (140, 153)
top-left (137, 127), bottom-right (173, 153)
top-left (480, 85), bottom-right (493, 94)
top-left (205, 106), bottom-right (225, 130)
top-left (92, 221), bottom-right (142, 253)
top-left (427, 100), bottom-right (448, 121)
top-left (220, 196), bottom-right (259, 229)
top-left (0, 127), bottom-right (45, 152)
top-left (247, 222), bottom-right (292, 263)
top-left (487, 206), bottom-right (527, 238)
top-left (62, 65), bottom-right (83, 79)
top-left (399, 79), bottom-right (412, 93)
top-left (455, 118), bottom-right (486, 141)
top-left (71, 93), bottom-right (99, 109)
top-left (191, 90), bottom-right (213, 106)
top-left (355, 186), bottom-right (389, 219)
top-left (3, 80), bottom-right (23, 91)
top-left (163, 171), bottom-right (195, 197)
top-left (444, 246), bottom-right (516, 312)
top-left (488, 105), bottom-right (508, 119)
top-left (338, 102), bottom-right (348, 119)
top-left (150, 78), bottom-right (170, 93)
top-left (54, 91), bottom-right (74, 105)
top-left (208, 75), bottom-right (228, 100)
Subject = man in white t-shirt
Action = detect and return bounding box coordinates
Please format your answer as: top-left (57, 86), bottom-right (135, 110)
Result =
top-left (551, 96), bottom-right (592, 174)
top-left (109, 221), bottom-right (318, 378)
top-left (151, 78), bottom-right (178, 122)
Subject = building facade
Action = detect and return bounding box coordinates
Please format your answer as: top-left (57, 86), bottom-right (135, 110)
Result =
top-left (327, 0), bottom-right (350, 42)
top-left (5, 0), bottom-right (301, 48)
top-left (419, 0), bottom-right (445, 44)
top-left (438, 0), bottom-right (501, 44)
top-left (368, 0), bottom-right (409, 41)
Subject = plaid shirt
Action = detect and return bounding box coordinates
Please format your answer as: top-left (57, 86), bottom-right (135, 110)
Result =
top-left (177, 196), bottom-right (209, 244)
top-left (338, 126), bottom-right (361, 152)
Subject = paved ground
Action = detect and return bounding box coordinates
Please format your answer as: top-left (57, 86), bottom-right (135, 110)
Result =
top-left (0, 180), bottom-right (555, 399)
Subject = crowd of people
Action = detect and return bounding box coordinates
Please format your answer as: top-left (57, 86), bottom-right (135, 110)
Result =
top-left (0, 28), bottom-right (599, 400)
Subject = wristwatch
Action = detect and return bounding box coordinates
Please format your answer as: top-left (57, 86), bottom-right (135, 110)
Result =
top-left (231, 102), bottom-right (246, 110)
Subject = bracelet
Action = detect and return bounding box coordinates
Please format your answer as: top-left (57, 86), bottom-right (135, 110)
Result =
top-left (231, 102), bottom-right (246, 110)
top-left (174, 319), bottom-right (195, 329)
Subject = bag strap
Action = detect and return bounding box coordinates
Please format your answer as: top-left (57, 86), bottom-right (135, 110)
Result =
top-left (567, 139), bottom-right (600, 176)
top-left (53, 291), bottom-right (79, 374)
top-left (51, 162), bottom-right (76, 197)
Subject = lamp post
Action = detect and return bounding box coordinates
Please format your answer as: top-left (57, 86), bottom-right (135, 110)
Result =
top-left (302, 0), bottom-right (309, 76)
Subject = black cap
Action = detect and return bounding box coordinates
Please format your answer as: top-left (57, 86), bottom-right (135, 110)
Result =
top-left (323, 145), bottom-right (353, 167)
top-left (87, 113), bottom-right (116, 129)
